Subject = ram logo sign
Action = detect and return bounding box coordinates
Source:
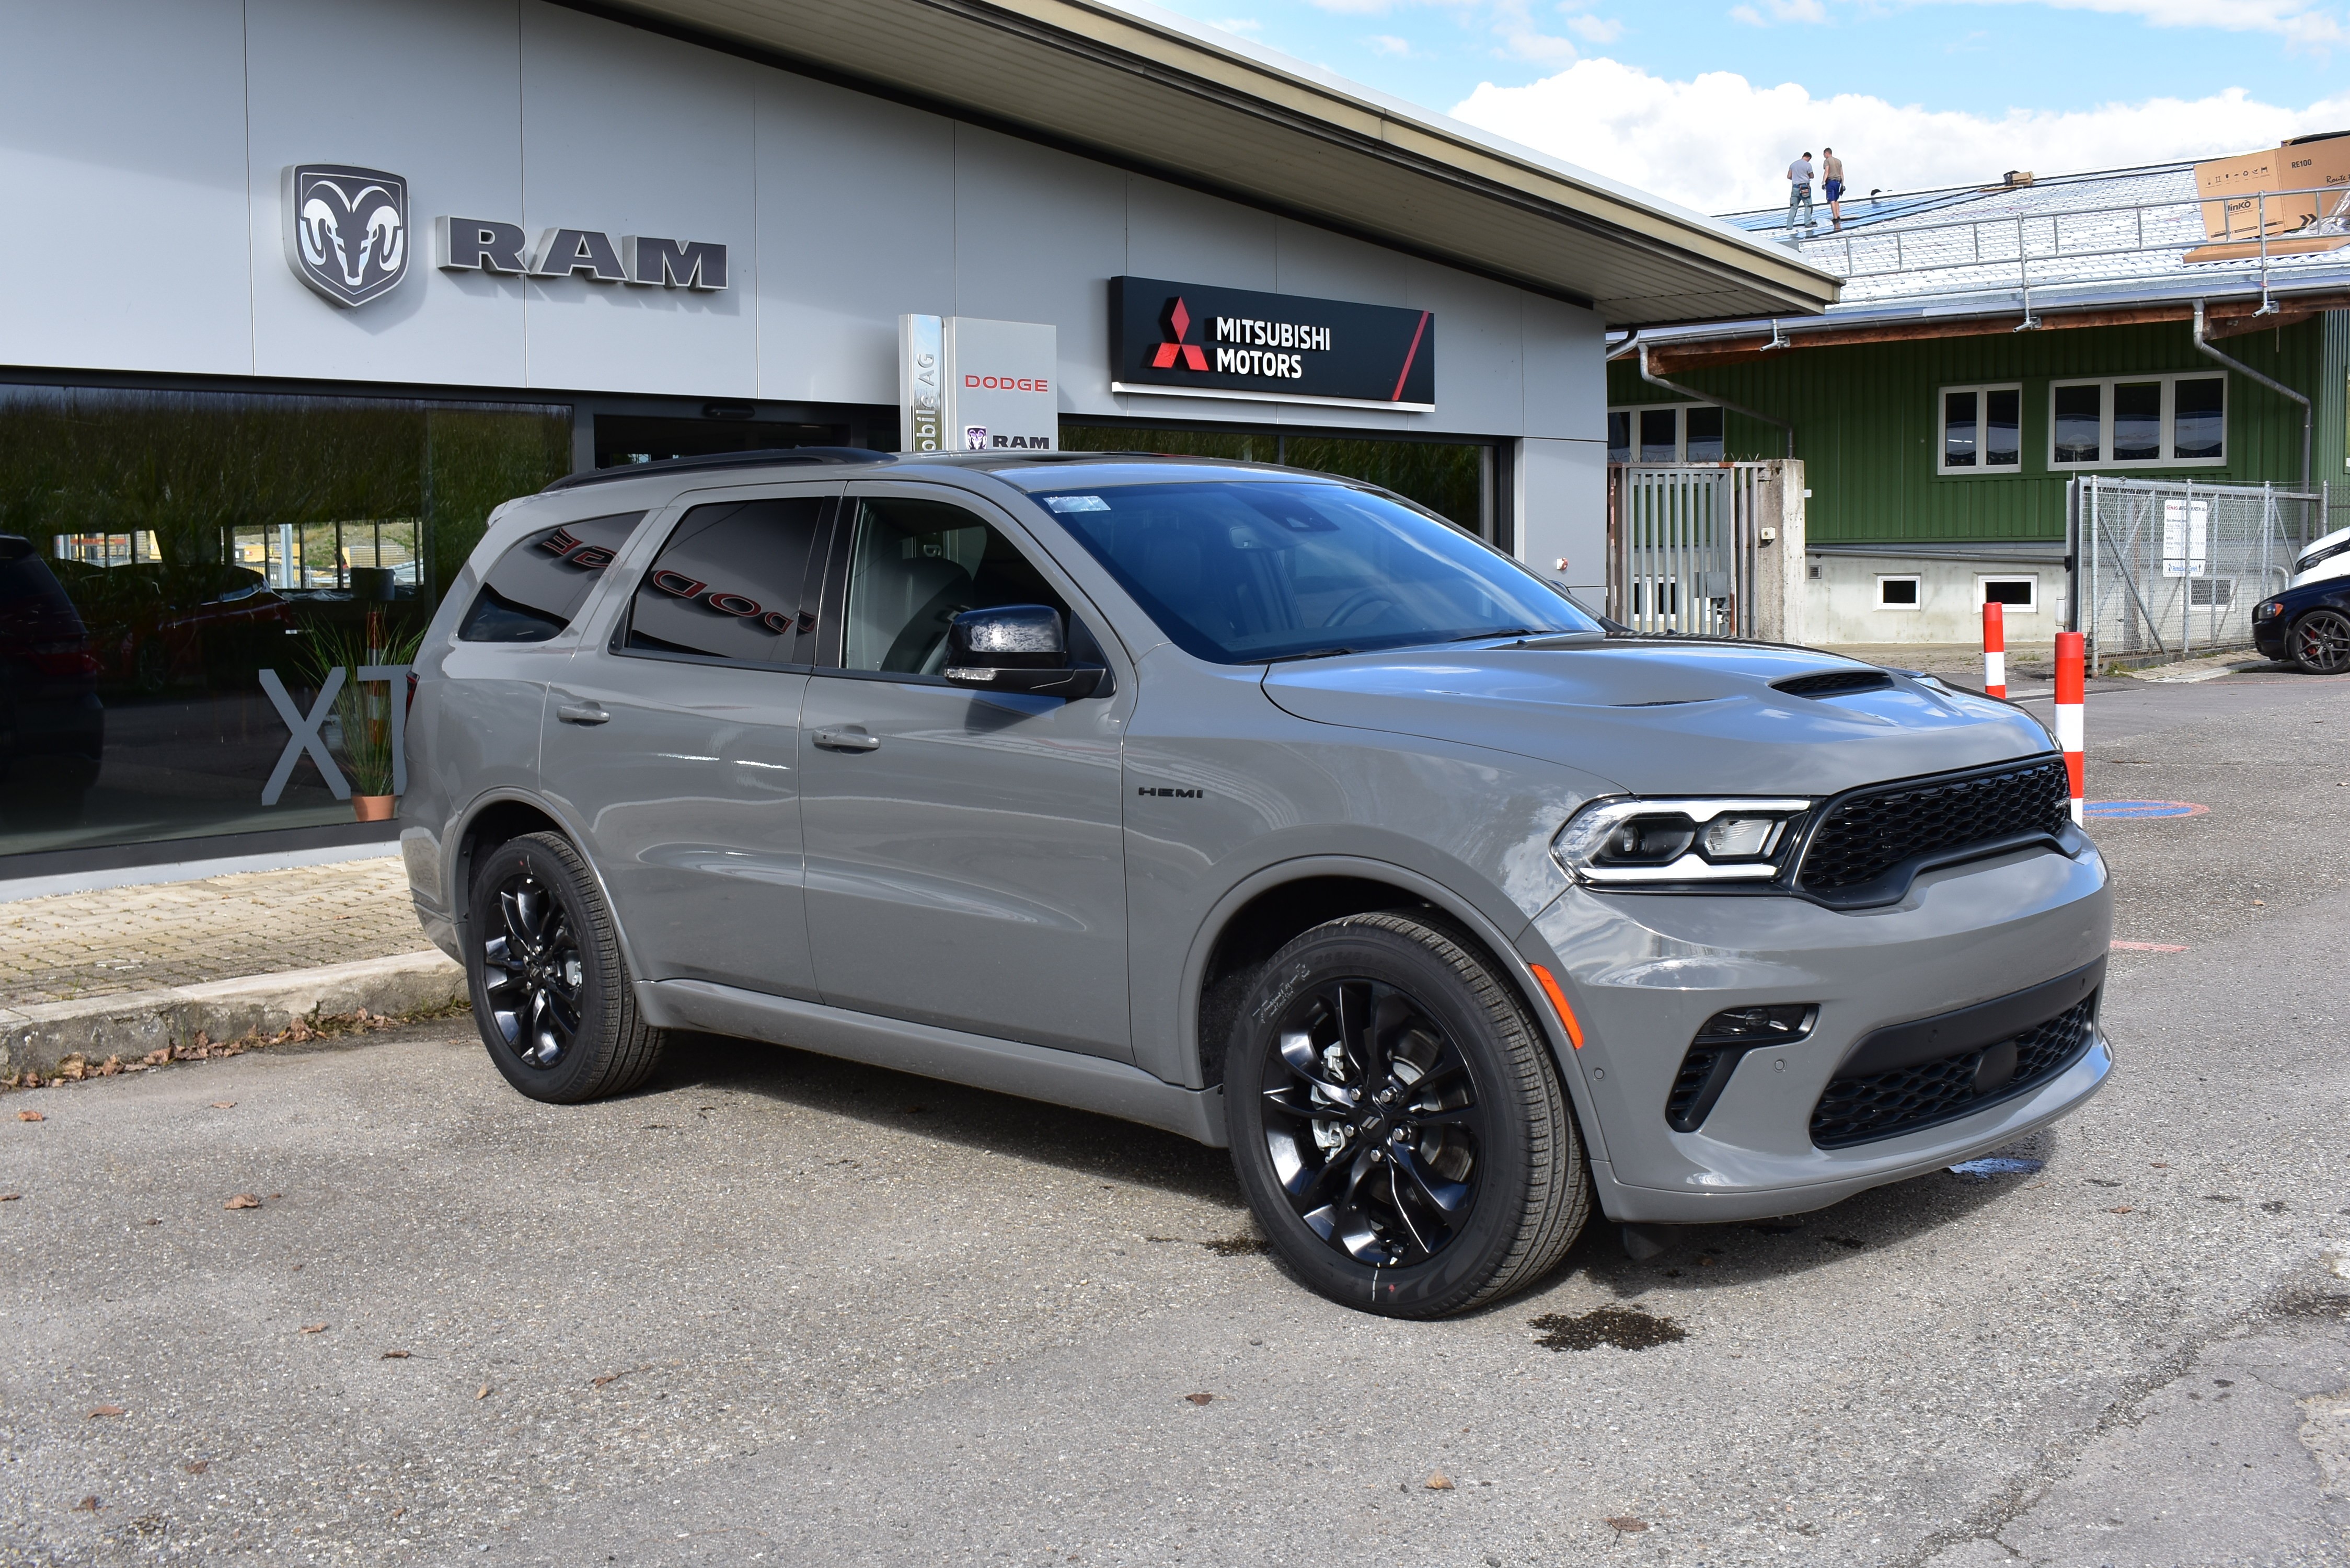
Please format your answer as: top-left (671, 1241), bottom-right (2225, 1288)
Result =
top-left (283, 165), bottom-right (410, 308)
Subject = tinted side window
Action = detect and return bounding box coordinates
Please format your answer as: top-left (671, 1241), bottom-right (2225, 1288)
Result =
top-left (625, 497), bottom-right (828, 666)
top-left (839, 498), bottom-right (1070, 675)
top-left (458, 511), bottom-right (644, 642)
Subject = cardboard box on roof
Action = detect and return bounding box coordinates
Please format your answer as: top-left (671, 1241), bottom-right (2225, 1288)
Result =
top-left (2186, 132), bottom-right (2350, 261)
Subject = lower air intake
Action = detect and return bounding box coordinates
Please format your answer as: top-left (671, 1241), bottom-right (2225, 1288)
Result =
top-left (1808, 995), bottom-right (2098, 1148)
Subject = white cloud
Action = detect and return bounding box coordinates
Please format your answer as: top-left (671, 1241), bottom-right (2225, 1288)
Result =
top-left (1212, 15), bottom-right (1264, 32)
top-left (1452, 56), bottom-right (2350, 213)
top-left (1560, 10), bottom-right (1626, 42)
top-left (1732, 0), bottom-right (1828, 22)
top-left (1942, 0), bottom-right (2343, 44)
top-left (1367, 30), bottom-right (1416, 51)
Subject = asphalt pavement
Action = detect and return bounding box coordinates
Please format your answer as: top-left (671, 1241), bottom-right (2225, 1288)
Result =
top-left (4, 669), bottom-right (2348, 1567)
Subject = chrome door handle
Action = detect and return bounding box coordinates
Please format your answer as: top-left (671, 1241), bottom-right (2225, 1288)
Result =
top-left (811, 727), bottom-right (880, 753)
top-left (556, 702), bottom-right (609, 725)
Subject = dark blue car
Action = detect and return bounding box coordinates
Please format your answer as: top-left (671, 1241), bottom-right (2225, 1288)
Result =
top-left (2253, 578), bottom-right (2350, 673)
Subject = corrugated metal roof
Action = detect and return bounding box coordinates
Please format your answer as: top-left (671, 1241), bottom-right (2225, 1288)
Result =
top-left (597, 0), bottom-right (1841, 325)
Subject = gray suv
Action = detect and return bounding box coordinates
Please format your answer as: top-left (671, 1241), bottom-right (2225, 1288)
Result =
top-left (401, 449), bottom-right (2111, 1318)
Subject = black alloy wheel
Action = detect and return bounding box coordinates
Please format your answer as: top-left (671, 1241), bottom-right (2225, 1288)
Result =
top-left (481, 870), bottom-right (585, 1071)
top-left (2290, 608), bottom-right (2350, 674)
top-left (465, 832), bottom-right (668, 1103)
top-left (1259, 977), bottom-right (1485, 1267)
top-left (1226, 911), bottom-right (1589, 1318)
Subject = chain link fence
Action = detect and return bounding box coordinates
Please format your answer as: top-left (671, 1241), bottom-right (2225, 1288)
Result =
top-left (2071, 476), bottom-right (2329, 666)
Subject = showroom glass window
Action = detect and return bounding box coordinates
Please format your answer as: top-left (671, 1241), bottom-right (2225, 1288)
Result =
top-left (0, 387), bottom-right (569, 863)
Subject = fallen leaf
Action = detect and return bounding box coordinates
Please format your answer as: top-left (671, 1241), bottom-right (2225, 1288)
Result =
top-left (381, 1350), bottom-right (410, 1359)
top-left (299, 1324), bottom-right (327, 1334)
top-left (592, 1374), bottom-right (619, 1388)
top-left (224, 1194), bottom-right (262, 1210)
top-left (1425, 1471), bottom-right (1455, 1491)
top-left (210, 1102), bottom-right (236, 1110)
top-left (185, 1460), bottom-right (208, 1475)
top-left (0, 1194), bottom-right (18, 1202)
top-left (73, 1495), bottom-right (100, 1513)
top-left (2151, 1161), bottom-right (2170, 1169)
top-left (2108, 1206), bottom-right (2135, 1214)
top-left (1184, 1392), bottom-right (1215, 1405)
top-left (475, 1385), bottom-right (492, 1400)
top-left (88, 1405), bottom-right (124, 1419)
top-left (268, 1193), bottom-right (282, 1200)
top-left (141, 1049), bottom-right (170, 1067)
top-left (17, 1111), bottom-right (43, 1123)
top-left (1605, 1516), bottom-right (1650, 1534)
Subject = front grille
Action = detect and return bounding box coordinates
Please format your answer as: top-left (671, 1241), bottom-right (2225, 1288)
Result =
top-left (1796, 758), bottom-right (2070, 898)
top-left (1808, 995), bottom-right (2098, 1148)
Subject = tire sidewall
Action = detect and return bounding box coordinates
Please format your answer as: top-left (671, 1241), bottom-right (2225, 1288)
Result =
top-left (1224, 919), bottom-right (1541, 1317)
top-left (2292, 610), bottom-right (2349, 675)
top-left (466, 834), bottom-right (621, 1103)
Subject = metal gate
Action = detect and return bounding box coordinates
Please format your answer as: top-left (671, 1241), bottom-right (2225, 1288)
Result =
top-left (1607, 464), bottom-right (1769, 636)
top-left (2071, 476), bottom-right (2328, 665)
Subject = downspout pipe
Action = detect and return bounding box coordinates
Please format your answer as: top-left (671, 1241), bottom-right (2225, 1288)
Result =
top-left (2194, 298), bottom-right (2310, 492)
top-left (1638, 342), bottom-right (1793, 458)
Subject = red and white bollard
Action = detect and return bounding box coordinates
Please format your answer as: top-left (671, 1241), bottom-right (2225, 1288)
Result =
top-left (2055, 630), bottom-right (2086, 825)
top-left (1981, 601), bottom-right (2007, 699)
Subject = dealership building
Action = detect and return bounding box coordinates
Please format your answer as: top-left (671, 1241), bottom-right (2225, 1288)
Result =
top-left (0, 0), bottom-right (1831, 881)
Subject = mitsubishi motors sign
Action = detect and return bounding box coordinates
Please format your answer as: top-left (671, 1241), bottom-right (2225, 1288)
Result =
top-left (1109, 276), bottom-right (1434, 412)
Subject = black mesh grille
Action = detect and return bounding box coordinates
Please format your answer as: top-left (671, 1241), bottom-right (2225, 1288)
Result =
top-left (1665, 1047), bottom-right (1728, 1132)
top-left (1773, 670), bottom-right (1895, 698)
top-left (1808, 995), bottom-right (2098, 1148)
top-left (1797, 759), bottom-right (2070, 897)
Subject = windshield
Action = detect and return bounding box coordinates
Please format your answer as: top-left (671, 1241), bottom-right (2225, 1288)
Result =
top-left (1030, 479), bottom-right (1599, 663)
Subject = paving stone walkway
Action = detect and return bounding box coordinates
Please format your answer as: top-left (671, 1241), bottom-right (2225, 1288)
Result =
top-left (0, 858), bottom-right (429, 1009)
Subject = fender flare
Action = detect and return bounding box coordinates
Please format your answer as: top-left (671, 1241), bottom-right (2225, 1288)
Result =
top-left (445, 787), bottom-right (651, 988)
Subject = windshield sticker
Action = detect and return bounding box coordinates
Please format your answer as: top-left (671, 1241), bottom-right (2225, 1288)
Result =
top-left (1044, 494), bottom-right (1112, 513)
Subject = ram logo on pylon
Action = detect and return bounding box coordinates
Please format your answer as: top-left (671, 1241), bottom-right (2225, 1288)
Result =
top-left (1153, 297), bottom-right (1210, 370)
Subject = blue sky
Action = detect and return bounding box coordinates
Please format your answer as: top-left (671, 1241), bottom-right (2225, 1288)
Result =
top-left (1142, 0), bottom-right (2350, 212)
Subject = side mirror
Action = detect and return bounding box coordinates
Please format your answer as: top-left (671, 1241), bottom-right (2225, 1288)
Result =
top-left (943, 605), bottom-right (1105, 697)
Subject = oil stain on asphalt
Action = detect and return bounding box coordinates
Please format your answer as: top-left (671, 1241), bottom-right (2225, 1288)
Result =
top-left (1529, 1305), bottom-right (1688, 1352)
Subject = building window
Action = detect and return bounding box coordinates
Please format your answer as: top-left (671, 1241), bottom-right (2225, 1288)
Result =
top-left (1606, 403), bottom-right (1725, 464)
top-left (1939, 384), bottom-right (2021, 475)
top-left (1978, 575), bottom-right (2037, 611)
top-left (1877, 575), bottom-right (1921, 608)
top-left (2047, 374), bottom-right (2226, 470)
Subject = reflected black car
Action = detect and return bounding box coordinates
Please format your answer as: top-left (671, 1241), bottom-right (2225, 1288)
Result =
top-left (46, 560), bottom-right (297, 694)
top-left (2252, 577), bottom-right (2350, 674)
top-left (0, 536), bottom-right (105, 795)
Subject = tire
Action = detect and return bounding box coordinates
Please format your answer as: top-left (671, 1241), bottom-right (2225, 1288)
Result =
top-left (2288, 608), bottom-right (2350, 675)
top-left (466, 831), bottom-right (667, 1103)
top-left (1224, 911), bottom-right (1589, 1318)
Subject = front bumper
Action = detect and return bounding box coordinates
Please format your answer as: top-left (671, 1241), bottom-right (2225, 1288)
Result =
top-left (1526, 838), bottom-right (2113, 1224)
top-left (2253, 616), bottom-right (2286, 660)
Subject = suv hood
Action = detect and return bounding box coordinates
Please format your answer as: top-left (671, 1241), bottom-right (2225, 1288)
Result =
top-left (1261, 639), bottom-right (2054, 797)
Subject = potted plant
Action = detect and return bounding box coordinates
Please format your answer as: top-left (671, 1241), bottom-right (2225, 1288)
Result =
top-left (300, 621), bottom-right (423, 821)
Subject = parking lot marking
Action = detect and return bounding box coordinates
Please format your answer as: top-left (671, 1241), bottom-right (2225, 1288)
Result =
top-left (2111, 940), bottom-right (2190, 952)
top-left (2087, 800), bottom-right (2208, 819)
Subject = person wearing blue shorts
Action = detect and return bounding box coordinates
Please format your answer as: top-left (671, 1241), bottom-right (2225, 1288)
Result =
top-left (1822, 147), bottom-right (1846, 230)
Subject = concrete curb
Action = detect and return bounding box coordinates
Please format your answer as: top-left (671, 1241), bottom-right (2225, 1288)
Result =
top-left (0, 950), bottom-right (466, 1079)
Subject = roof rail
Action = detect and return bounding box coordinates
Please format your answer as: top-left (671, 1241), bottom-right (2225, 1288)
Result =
top-left (542, 446), bottom-right (893, 491)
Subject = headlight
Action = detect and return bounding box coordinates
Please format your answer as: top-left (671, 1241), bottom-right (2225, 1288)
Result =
top-left (2297, 538), bottom-right (2350, 574)
top-left (1553, 797), bottom-right (1814, 886)
top-left (2255, 599), bottom-right (2286, 621)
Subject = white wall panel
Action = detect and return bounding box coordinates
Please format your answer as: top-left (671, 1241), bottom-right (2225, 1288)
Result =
top-left (951, 128), bottom-right (1130, 416)
top-left (515, 2), bottom-right (756, 397)
top-left (1522, 293), bottom-right (1606, 441)
top-left (1403, 257), bottom-right (1524, 439)
top-left (245, 0), bottom-right (525, 387)
top-left (0, 0), bottom-right (250, 375)
top-left (1517, 436), bottom-right (1607, 599)
top-left (755, 75), bottom-right (953, 408)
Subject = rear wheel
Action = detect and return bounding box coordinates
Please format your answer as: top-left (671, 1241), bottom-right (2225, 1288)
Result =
top-left (2289, 608), bottom-right (2350, 674)
top-left (1224, 912), bottom-right (1588, 1318)
top-left (466, 832), bottom-right (667, 1103)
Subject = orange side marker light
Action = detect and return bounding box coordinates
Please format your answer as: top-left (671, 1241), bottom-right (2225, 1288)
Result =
top-left (1528, 964), bottom-right (1584, 1048)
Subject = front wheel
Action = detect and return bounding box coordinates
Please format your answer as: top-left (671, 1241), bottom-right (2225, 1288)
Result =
top-left (1224, 912), bottom-right (1589, 1318)
top-left (466, 831), bottom-right (668, 1103)
top-left (2289, 608), bottom-right (2350, 674)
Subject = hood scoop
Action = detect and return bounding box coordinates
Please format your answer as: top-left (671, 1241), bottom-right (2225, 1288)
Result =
top-left (1773, 670), bottom-right (1896, 699)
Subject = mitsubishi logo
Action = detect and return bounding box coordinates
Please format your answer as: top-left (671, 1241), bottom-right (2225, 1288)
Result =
top-left (1152, 296), bottom-right (1209, 371)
